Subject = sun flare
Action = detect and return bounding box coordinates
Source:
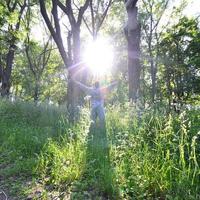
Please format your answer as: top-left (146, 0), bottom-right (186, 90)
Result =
top-left (83, 38), bottom-right (114, 75)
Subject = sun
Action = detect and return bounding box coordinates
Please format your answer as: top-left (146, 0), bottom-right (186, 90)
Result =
top-left (83, 38), bottom-right (114, 76)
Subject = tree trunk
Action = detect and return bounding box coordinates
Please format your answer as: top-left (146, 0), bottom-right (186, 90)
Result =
top-left (72, 26), bottom-right (81, 64)
top-left (166, 64), bottom-right (172, 110)
top-left (125, 6), bottom-right (141, 102)
top-left (0, 43), bottom-right (16, 97)
top-left (66, 29), bottom-right (82, 120)
top-left (33, 80), bottom-right (40, 103)
top-left (150, 57), bottom-right (156, 103)
top-left (67, 70), bottom-right (80, 122)
top-left (67, 27), bottom-right (81, 115)
top-left (0, 1), bottom-right (27, 97)
top-left (1, 74), bottom-right (11, 97)
top-left (67, 31), bottom-right (73, 66)
top-left (72, 26), bottom-right (87, 84)
top-left (39, 0), bottom-right (91, 121)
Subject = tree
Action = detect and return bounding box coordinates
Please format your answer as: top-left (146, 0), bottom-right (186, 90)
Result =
top-left (83, 0), bottom-right (113, 39)
top-left (124, 0), bottom-right (141, 101)
top-left (159, 17), bottom-right (200, 107)
top-left (12, 42), bottom-right (66, 103)
top-left (0, 0), bottom-right (28, 97)
top-left (25, 37), bottom-right (53, 102)
top-left (39, 0), bottom-right (91, 120)
top-left (140, 0), bottom-right (170, 103)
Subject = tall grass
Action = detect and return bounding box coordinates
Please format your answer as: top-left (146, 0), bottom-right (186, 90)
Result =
top-left (0, 99), bottom-right (199, 199)
top-left (107, 104), bottom-right (200, 199)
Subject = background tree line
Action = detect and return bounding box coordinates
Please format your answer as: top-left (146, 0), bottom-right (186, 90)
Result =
top-left (0, 0), bottom-right (199, 109)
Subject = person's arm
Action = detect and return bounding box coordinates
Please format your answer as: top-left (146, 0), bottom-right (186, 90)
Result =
top-left (73, 79), bottom-right (92, 94)
top-left (101, 81), bottom-right (118, 94)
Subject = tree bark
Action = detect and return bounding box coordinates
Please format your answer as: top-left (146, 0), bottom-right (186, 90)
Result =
top-left (0, 0), bottom-right (27, 97)
top-left (125, 3), bottom-right (141, 102)
top-left (1, 43), bottom-right (16, 97)
top-left (150, 53), bottom-right (156, 102)
top-left (34, 80), bottom-right (40, 102)
top-left (39, 0), bottom-right (90, 121)
top-left (72, 26), bottom-right (81, 63)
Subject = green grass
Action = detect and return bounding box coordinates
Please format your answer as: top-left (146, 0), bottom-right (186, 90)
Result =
top-left (107, 104), bottom-right (200, 199)
top-left (0, 99), bottom-right (200, 199)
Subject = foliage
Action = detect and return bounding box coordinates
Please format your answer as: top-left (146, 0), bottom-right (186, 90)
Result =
top-left (12, 45), bottom-right (66, 104)
top-left (0, 0), bottom-right (28, 59)
top-left (159, 16), bottom-right (200, 102)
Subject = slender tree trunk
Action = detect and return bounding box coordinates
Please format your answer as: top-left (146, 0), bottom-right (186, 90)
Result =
top-left (148, 11), bottom-right (156, 103)
top-left (150, 57), bottom-right (156, 103)
top-left (148, 23), bottom-right (156, 103)
top-left (125, 6), bottom-right (141, 102)
top-left (166, 64), bottom-right (171, 110)
top-left (33, 79), bottom-right (40, 103)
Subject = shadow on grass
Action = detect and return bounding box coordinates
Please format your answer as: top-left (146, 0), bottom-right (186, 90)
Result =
top-left (69, 123), bottom-right (119, 200)
top-left (0, 100), bottom-right (119, 199)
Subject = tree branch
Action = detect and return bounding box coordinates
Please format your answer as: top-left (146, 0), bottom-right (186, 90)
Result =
top-left (15, 0), bottom-right (27, 31)
top-left (77, 0), bottom-right (91, 26)
top-left (55, 0), bottom-right (76, 25)
top-left (52, 0), bottom-right (61, 36)
top-left (25, 43), bottom-right (36, 77)
top-left (90, 0), bottom-right (95, 36)
top-left (152, 0), bottom-right (170, 32)
top-left (96, 0), bottom-right (113, 33)
top-left (39, 0), bottom-right (69, 67)
top-left (41, 37), bottom-right (52, 72)
top-left (39, 0), bottom-right (56, 37)
top-left (83, 16), bottom-right (93, 35)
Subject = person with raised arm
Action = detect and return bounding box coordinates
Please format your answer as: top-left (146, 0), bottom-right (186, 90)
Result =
top-left (72, 79), bottom-right (118, 127)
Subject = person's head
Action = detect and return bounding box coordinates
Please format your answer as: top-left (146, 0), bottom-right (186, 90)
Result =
top-left (94, 81), bottom-right (100, 89)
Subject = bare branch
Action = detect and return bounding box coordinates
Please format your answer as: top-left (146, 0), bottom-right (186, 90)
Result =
top-left (39, 0), bottom-right (69, 67)
top-left (152, 0), bottom-right (170, 32)
top-left (52, 0), bottom-right (61, 36)
top-left (15, 0), bottom-right (27, 31)
top-left (55, 0), bottom-right (76, 25)
top-left (41, 37), bottom-right (52, 71)
top-left (83, 16), bottom-right (93, 35)
top-left (96, 0), bottom-right (113, 33)
top-left (90, 0), bottom-right (95, 36)
top-left (77, 0), bottom-right (91, 26)
top-left (141, 0), bottom-right (151, 14)
top-left (39, 0), bottom-right (56, 37)
top-left (25, 43), bottom-right (36, 77)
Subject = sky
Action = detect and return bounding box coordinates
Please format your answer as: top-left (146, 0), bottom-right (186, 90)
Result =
top-left (183, 0), bottom-right (200, 17)
top-left (32, 0), bottom-right (200, 42)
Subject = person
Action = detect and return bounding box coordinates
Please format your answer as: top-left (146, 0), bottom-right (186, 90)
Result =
top-left (72, 78), bottom-right (118, 128)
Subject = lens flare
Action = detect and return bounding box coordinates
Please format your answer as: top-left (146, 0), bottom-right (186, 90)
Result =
top-left (83, 38), bottom-right (114, 75)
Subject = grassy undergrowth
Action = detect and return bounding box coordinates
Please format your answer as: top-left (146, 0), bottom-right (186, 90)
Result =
top-left (0, 99), bottom-right (200, 199)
